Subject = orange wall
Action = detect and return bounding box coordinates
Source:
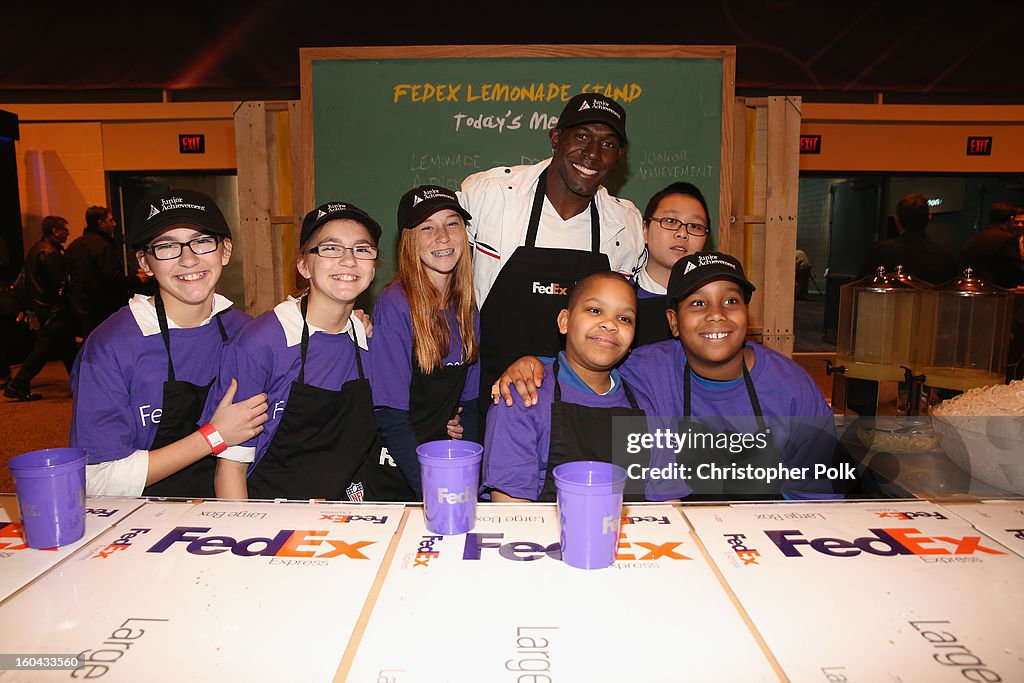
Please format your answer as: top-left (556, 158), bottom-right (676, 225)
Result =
top-left (6, 103), bottom-right (236, 253)
top-left (800, 103), bottom-right (1024, 173)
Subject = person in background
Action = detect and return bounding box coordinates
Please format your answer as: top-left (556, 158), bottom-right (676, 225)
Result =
top-left (632, 182), bottom-right (711, 346)
top-left (64, 205), bottom-right (150, 341)
top-left (71, 189), bottom-right (267, 497)
top-left (857, 193), bottom-right (959, 285)
top-left (5, 215), bottom-right (76, 401)
top-left (960, 200), bottom-right (1024, 288)
top-left (459, 93), bottom-right (644, 410)
top-left (371, 186), bottom-right (480, 498)
top-left (483, 271), bottom-right (644, 502)
top-left (0, 233), bottom-right (14, 388)
top-left (209, 201), bottom-right (407, 501)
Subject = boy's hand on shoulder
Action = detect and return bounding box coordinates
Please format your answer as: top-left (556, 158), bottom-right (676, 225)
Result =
top-left (354, 309), bottom-right (373, 338)
top-left (493, 356), bottom-right (544, 407)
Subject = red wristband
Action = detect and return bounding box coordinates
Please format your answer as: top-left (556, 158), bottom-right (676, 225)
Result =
top-left (199, 423), bottom-right (227, 455)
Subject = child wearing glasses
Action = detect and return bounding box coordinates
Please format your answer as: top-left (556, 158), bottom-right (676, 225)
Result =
top-left (208, 202), bottom-right (399, 501)
top-left (632, 182), bottom-right (711, 347)
top-left (369, 186), bottom-right (480, 499)
top-left (71, 189), bottom-right (268, 497)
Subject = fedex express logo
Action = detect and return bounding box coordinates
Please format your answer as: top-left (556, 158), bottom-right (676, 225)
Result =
top-left (461, 529), bottom-right (688, 562)
top-left (139, 527), bottom-right (375, 559)
top-left (762, 528), bottom-right (1004, 558)
top-left (319, 514), bottom-right (389, 525)
top-left (93, 528), bottom-right (150, 558)
top-left (874, 511), bottom-right (948, 521)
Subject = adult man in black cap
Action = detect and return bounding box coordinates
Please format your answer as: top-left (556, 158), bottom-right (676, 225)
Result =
top-left (459, 93), bottom-right (644, 406)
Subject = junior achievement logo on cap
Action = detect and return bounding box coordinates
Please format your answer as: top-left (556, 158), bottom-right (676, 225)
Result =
top-left (323, 203), bottom-right (350, 214)
top-left (696, 254), bottom-right (737, 269)
top-left (417, 187), bottom-right (457, 203)
top-left (149, 196), bottom-right (208, 220)
top-left (581, 97), bottom-right (623, 120)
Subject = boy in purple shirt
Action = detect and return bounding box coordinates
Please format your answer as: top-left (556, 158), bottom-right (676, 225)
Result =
top-left (484, 271), bottom-right (644, 502)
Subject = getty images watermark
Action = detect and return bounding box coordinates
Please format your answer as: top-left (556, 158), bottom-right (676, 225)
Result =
top-left (611, 416), bottom-right (856, 498)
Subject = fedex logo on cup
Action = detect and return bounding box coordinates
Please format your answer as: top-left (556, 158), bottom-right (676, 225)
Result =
top-left (531, 281), bottom-right (568, 296)
top-left (145, 527), bottom-right (374, 559)
top-left (438, 486), bottom-right (474, 504)
top-left (874, 511), bottom-right (948, 521)
top-left (319, 514), bottom-right (389, 525)
top-left (93, 528), bottom-right (150, 559)
top-left (764, 528), bottom-right (1005, 558)
top-left (723, 533), bottom-right (760, 566)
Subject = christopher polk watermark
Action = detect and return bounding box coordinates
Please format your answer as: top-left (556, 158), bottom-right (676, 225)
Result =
top-left (611, 415), bottom-right (855, 499)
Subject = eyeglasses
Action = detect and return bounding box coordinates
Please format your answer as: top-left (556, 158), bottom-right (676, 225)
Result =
top-left (307, 244), bottom-right (378, 260)
top-left (145, 236), bottom-right (221, 260)
top-left (646, 217), bottom-right (709, 236)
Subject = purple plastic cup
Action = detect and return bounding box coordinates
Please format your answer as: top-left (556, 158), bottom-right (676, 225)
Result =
top-left (553, 461), bottom-right (627, 569)
top-left (7, 447), bottom-right (87, 549)
top-left (417, 440), bottom-right (483, 535)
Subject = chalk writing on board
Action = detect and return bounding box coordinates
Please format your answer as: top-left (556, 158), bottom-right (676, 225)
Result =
top-left (409, 154), bottom-right (482, 171)
top-left (453, 111), bottom-right (523, 133)
top-left (636, 148), bottom-right (715, 181)
top-left (393, 83), bottom-right (643, 104)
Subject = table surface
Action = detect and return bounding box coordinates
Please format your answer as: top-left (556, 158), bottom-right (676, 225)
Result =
top-left (0, 496), bottom-right (1022, 683)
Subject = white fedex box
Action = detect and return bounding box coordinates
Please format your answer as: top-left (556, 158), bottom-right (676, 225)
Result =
top-left (344, 504), bottom-right (778, 682)
top-left (685, 501), bottom-right (1024, 683)
top-left (942, 500), bottom-right (1024, 559)
top-left (0, 495), bottom-right (146, 602)
top-left (0, 500), bottom-right (403, 682)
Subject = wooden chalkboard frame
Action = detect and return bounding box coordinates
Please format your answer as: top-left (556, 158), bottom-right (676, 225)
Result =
top-left (300, 44), bottom-right (736, 254)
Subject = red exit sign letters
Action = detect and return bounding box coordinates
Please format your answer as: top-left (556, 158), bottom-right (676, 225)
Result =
top-left (799, 135), bottom-right (822, 154)
top-left (966, 136), bottom-right (992, 156)
top-left (178, 134), bottom-right (205, 154)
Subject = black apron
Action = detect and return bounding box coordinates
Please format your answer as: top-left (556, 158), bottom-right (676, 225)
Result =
top-left (409, 352), bottom-right (468, 444)
top-left (142, 292), bottom-right (227, 499)
top-left (632, 287), bottom-right (673, 348)
top-left (478, 169), bottom-right (611, 411)
top-left (246, 297), bottom-right (412, 501)
top-left (679, 355), bottom-right (783, 501)
top-left (537, 359), bottom-right (648, 503)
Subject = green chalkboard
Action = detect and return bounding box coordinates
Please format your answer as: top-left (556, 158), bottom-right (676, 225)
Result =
top-left (305, 47), bottom-right (733, 302)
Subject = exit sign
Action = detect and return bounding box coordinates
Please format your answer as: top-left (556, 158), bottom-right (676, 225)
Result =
top-left (966, 136), bottom-right (992, 156)
top-left (799, 135), bottom-right (822, 154)
top-left (178, 134), bottom-right (205, 154)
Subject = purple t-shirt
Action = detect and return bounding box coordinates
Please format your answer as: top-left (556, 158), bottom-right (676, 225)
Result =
top-left (70, 304), bottom-right (250, 464)
top-left (482, 359), bottom-right (633, 501)
top-left (369, 280), bottom-right (479, 409)
top-left (621, 340), bottom-right (840, 499)
top-left (201, 301), bottom-right (371, 470)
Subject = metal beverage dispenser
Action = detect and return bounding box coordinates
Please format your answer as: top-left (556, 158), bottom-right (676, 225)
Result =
top-left (829, 267), bottom-right (932, 416)
top-left (918, 268), bottom-right (1013, 397)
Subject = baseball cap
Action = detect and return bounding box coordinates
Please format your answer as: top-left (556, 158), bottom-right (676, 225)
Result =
top-left (397, 185), bottom-right (472, 230)
top-left (129, 189), bottom-right (230, 248)
top-left (300, 201), bottom-right (382, 246)
top-left (667, 252), bottom-right (756, 304)
top-left (555, 93), bottom-right (628, 144)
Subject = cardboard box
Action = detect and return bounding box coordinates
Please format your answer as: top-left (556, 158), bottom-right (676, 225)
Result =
top-left (343, 504), bottom-right (778, 682)
top-left (685, 501), bottom-right (1024, 682)
top-left (0, 495), bottom-right (146, 602)
top-left (941, 500), bottom-right (1024, 559)
top-left (0, 500), bottom-right (403, 682)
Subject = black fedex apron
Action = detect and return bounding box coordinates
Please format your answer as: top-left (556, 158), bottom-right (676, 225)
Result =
top-left (478, 170), bottom-right (611, 411)
top-left (246, 298), bottom-right (407, 501)
top-left (142, 292), bottom-right (227, 499)
top-left (679, 357), bottom-right (783, 501)
top-left (632, 288), bottom-right (673, 348)
top-left (408, 353), bottom-right (468, 443)
top-left (536, 359), bottom-right (648, 503)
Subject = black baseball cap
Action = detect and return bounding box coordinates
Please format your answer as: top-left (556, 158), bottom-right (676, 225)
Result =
top-left (300, 201), bottom-right (382, 246)
top-left (129, 189), bottom-right (231, 248)
top-left (667, 252), bottom-right (756, 304)
top-left (397, 185), bottom-right (472, 230)
top-left (556, 93), bottom-right (628, 144)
